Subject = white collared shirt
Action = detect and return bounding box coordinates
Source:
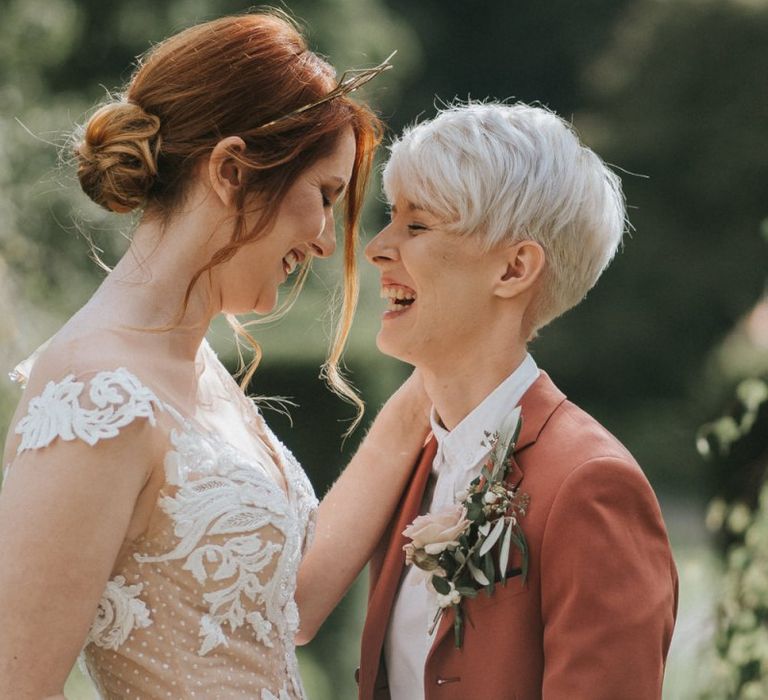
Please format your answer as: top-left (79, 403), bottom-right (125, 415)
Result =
top-left (383, 354), bottom-right (539, 700)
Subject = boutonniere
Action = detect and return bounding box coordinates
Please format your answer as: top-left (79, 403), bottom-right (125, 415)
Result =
top-left (402, 406), bottom-right (530, 648)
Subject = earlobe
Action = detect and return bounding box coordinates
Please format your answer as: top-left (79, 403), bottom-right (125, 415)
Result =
top-left (208, 136), bottom-right (247, 207)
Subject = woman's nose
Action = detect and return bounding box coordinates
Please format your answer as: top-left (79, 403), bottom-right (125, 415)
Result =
top-left (364, 223), bottom-right (398, 265)
top-left (311, 215), bottom-right (337, 258)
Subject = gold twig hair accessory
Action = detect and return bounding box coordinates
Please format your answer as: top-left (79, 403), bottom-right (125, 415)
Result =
top-left (254, 50), bottom-right (396, 132)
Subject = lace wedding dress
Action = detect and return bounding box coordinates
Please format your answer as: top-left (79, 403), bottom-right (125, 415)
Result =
top-left (3, 332), bottom-right (318, 699)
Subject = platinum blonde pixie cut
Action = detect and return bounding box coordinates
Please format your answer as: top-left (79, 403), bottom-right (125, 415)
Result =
top-left (382, 101), bottom-right (627, 331)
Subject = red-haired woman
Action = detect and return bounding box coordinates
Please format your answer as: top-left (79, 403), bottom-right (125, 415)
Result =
top-left (0, 12), bottom-right (429, 699)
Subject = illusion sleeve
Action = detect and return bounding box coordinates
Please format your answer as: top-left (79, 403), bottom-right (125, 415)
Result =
top-left (0, 364), bottom-right (165, 696)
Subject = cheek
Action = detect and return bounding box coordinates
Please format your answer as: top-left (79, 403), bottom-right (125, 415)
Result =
top-left (281, 189), bottom-right (325, 240)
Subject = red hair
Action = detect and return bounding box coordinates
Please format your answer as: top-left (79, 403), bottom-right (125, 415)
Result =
top-left (75, 11), bottom-right (383, 424)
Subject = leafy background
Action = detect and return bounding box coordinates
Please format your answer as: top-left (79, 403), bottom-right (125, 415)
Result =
top-left (1, 0), bottom-right (767, 697)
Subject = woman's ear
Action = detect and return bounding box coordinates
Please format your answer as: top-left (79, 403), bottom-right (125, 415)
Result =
top-left (493, 240), bottom-right (546, 299)
top-left (208, 136), bottom-right (247, 208)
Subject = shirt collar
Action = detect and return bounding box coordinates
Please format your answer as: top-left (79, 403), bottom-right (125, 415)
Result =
top-left (429, 354), bottom-right (540, 473)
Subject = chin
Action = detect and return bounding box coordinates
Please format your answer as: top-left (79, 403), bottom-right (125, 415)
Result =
top-left (250, 291), bottom-right (279, 315)
top-left (252, 300), bottom-right (277, 315)
top-left (376, 329), bottom-right (416, 364)
top-left (223, 294), bottom-right (276, 316)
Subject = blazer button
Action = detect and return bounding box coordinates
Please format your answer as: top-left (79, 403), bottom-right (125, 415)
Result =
top-left (435, 676), bottom-right (460, 686)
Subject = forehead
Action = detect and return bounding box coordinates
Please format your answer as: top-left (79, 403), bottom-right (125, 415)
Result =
top-left (389, 195), bottom-right (437, 217)
top-left (317, 127), bottom-right (356, 175)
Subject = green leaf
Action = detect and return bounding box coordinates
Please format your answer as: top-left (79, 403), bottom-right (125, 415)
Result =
top-left (497, 407), bottom-right (522, 462)
top-left (454, 604), bottom-right (464, 649)
top-left (482, 551), bottom-right (496, 587)
top-left (456, 586), bottom-right (478, 598)
top-left (467, 502), bottom-right (484, 521)
top-left (519, 530), bottom-right (529, 583)
top-left (467, 558), bottom-right (490, 586)
top-left (479, 516), bottom-right (506, 556)
top-left (498, 518), bottom-right (514, 581)
top-left (510, 412), bottom-right (523, 447)
top-left (431, 576), bottom-right (451, 595)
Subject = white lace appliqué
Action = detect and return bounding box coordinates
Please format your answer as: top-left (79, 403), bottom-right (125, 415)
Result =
top-left (14, 368), bottom-right (162, 453)
top-left (86, 575), bottom-right (153, 650)
top-left (134, 425), bottom-right (303, 658)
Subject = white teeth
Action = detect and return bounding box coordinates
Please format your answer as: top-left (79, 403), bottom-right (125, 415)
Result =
top-left (381, 285), bottom-right (416, 311)
top-left (381, 286), bottom-right (416, 301)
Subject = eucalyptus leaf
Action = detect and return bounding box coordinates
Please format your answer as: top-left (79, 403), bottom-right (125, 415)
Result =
top-left (454, 604), bottom-right (464, 648)
top-left (479, 516), bottom-right (506, 556)
top-left (467, 558), bottom-right (490, 586)
top-left (520, 530), bottom-right (529, 582)
top-left (467, 502), bottom-right (483, 521)
top-left (498, 518), bottom-right (514, 581)
top-left (431, 576), bottom-right (451, 595)
top-left (496, 407), bottom-right (522, 466)
top-left (482, 551), bottom-right (496, 586)
top-left (478, 521), bottom-right (491, 537)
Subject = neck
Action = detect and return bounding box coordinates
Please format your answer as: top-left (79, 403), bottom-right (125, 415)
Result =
top-left (85, 206), bottom-right (225, 362)
top-left (420, 337), bottom-right (528, 432)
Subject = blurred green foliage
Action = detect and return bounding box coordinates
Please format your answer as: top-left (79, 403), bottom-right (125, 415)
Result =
top-left (698, 376), bottom-right (768, 697)
top-left (1, 0), bottom-right (768, 697)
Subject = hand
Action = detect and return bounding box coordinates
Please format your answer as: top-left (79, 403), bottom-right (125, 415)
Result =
top-left (389, 368), bottom-right (431, 430)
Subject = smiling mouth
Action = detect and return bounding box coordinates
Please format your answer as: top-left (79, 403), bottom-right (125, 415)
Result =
top-left (381, 285), bottom-right (416, 313)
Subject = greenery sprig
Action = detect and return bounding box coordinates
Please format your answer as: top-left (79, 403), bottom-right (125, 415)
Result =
top-left (402, 407), bottom-right (529, 648)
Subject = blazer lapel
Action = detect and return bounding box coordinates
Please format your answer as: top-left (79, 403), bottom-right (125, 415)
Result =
top-left (513, 371), bottom-right (566, 453)
top-left (425, 372), bottom-right (567, 659)
top-left (359, 436), bottom-right (438, 697)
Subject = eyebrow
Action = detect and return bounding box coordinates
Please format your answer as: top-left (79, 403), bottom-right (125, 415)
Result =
top-left (390, 200), bottom-right (435, 215)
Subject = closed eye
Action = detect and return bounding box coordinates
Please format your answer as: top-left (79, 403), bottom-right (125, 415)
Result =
top-left (323, 181), bottom-right (347, 208)
top-left (407, 223), bottom-right (429, 233)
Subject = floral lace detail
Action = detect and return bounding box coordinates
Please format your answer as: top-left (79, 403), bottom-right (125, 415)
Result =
top-left (247, 610), bottom-right (274, 647)
top-left (134, 423), bottom-right (303, 659)
top-left (263, 425), bottom-right (319, 555)
top-left (14, 368), bottom-right (162, 453)
top-left (86, 575), bottom-right (153, 650)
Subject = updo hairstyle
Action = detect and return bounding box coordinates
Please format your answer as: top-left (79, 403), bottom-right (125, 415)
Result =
top-left (74, 11), bottom-right (383, 417)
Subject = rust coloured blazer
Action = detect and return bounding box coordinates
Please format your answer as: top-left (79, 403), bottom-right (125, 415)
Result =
top-left (358, 373), bottom-right (679, 700)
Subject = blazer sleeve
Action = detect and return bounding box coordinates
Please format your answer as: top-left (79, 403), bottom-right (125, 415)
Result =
top-left (539, 456), bottom-right (678, 700)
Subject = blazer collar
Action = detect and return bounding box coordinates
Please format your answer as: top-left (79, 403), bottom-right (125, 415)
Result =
top-left (514, 371), bottom-right (567, 452)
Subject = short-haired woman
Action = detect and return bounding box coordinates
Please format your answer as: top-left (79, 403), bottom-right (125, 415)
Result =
top-left (359, 102), bottom-right (677, 700)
